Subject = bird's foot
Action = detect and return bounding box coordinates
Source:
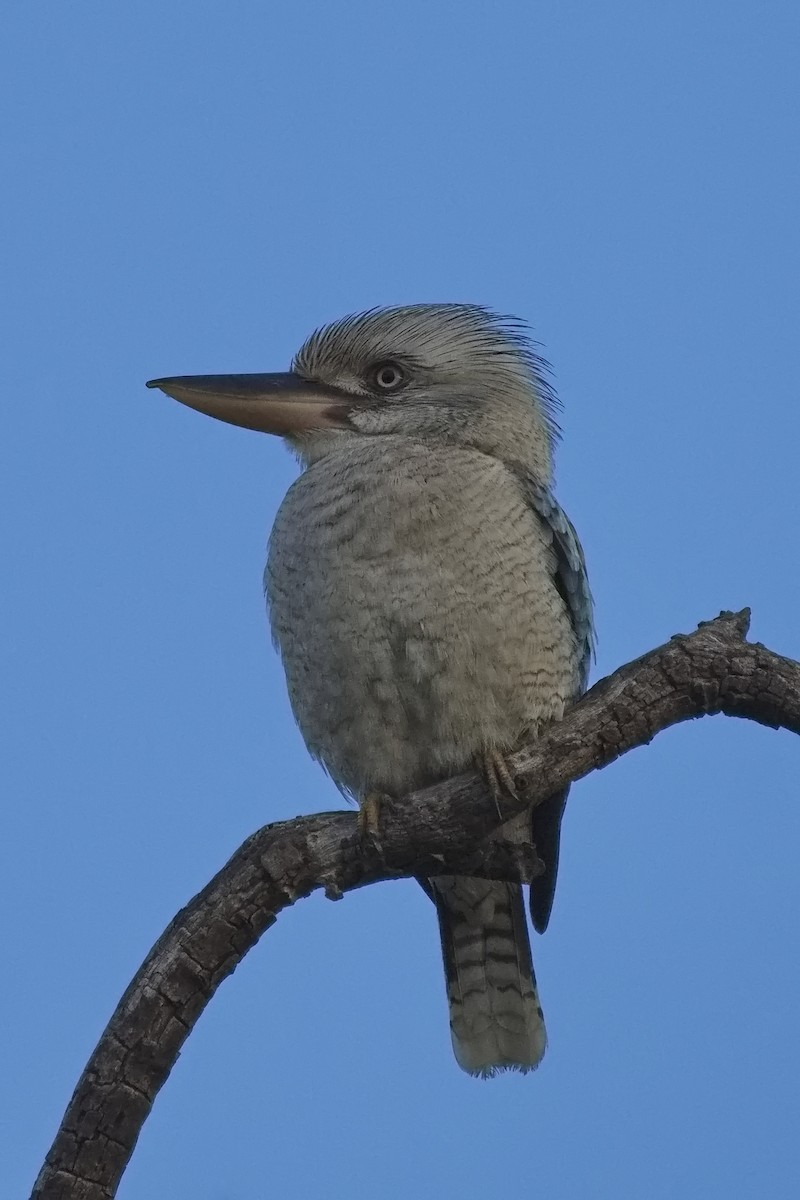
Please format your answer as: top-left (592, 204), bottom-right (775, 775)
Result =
top-left (474, 747), bottom-right (519, 820)
top-left (357, 790), bottom-right (387, 849)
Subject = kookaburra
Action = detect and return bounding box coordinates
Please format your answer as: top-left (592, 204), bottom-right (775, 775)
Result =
top-left (148, 304), bottom-right (593, 1077)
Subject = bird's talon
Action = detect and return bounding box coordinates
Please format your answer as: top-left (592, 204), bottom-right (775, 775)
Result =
top-left (358, 791), bottom-right (385, 844)
top-left (475, 748), bottom-right (519, 818)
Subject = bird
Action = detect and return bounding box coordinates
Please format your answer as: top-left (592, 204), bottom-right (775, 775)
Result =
top-left (147, 304), bottom-right (593, 1077)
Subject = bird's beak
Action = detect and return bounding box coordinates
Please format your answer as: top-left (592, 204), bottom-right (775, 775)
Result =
top-left (145, 372), bottom-right (354, 435)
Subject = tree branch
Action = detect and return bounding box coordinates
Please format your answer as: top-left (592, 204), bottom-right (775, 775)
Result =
top-left (31, 609), bottom-right (800, 1199)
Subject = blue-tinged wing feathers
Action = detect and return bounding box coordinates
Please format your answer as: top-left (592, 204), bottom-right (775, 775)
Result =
top-left (514, 472), bottom-right (594, 933)
top-left (521, 476), bottom-right (594, 693)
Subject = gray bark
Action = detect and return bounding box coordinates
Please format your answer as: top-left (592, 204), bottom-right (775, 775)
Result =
top-left (30, 610), bottom-right (800, 1199)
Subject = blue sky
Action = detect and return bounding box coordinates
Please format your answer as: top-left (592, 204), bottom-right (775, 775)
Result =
top-left (3, 2), bottom-right (800, 1197)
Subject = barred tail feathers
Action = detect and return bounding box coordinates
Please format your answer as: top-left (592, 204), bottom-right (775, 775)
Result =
top-left (432, 876), bottom-right (546, 1077)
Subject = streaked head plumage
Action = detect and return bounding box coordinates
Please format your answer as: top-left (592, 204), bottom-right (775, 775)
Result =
top-left (148, 303), bottom-right (562, 484)
top-left (293, 304), bottom-right (561, 458)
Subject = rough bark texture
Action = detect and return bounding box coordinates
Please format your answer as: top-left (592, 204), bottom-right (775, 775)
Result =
top-left (31, 610), bottom-right (800, 1199)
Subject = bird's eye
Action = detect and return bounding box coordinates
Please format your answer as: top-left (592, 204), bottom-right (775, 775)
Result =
top-left (371, 362), bottom-right (406, 391)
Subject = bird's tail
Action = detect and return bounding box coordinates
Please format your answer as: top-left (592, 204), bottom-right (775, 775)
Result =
top-left (431, 875), bottom-right (546, 1077)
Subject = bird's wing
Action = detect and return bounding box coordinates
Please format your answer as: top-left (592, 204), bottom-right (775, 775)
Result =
top-left (521, 477), bottom-right (595, 686)
top-left (515, 474), bottom-right (595, 932)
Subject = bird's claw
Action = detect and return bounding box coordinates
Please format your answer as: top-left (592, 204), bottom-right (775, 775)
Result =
top-left (475, 748), bottom-right (519, 819)
top-left (357, 791), bottom-right (385, 848)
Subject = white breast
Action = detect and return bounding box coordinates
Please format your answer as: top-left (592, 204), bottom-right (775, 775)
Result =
top-left (266, 438), bottom-right (580, 800)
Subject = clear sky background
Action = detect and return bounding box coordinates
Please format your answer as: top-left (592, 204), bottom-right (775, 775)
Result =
top-left (3, 3), bottom-right (799, 1197)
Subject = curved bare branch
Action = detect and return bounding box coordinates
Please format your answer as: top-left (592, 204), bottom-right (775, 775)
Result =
top-left (31, 609), bottom-right (800, 1199)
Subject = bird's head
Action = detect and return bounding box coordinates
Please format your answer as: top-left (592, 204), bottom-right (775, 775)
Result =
top-left (148, 304), bottom-right (560, 483)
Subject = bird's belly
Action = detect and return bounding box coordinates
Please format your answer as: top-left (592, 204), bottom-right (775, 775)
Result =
top-left (266, 453), bottom-right (578, 800)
